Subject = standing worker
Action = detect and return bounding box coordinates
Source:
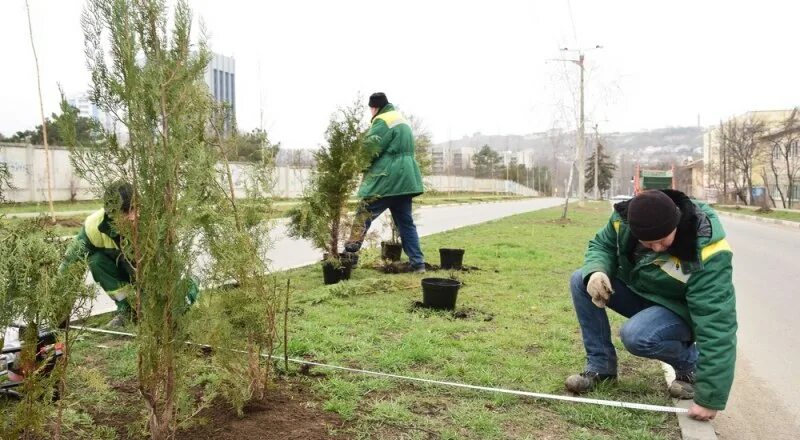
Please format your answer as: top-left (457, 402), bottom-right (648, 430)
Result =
top-left (566, 189), bottom-right (737, 421)
top-left (345, 92), bottom-right (426, 272)
top-left (62, 181), bottom-right (197, 327)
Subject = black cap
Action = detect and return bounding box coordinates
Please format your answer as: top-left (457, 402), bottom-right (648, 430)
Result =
top-left (627, 190), bottom-right (681, 241)
top-left (104, 180), bottom-right (134, 214)
top-left (368, 92), bottom-right (388, 109)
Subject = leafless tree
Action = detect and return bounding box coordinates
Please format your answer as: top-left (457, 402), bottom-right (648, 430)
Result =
top-left (766, 108), bottom-right (800, 208)
top-left (721, 117), bottom-right (767, 205)
top-left (25, 0), bottom-right (54, 220)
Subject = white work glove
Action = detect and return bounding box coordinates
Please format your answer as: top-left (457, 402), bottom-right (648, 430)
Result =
top-left (586, 272), bottom-right (613, 308)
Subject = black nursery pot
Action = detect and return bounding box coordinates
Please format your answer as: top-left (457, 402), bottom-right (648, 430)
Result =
top-left (421, 278), bottom-right (462, 310)
top-left (381, 241), bottom-right (403, 262)
top-left (439, 248), bottom-right (465, 270)
top-left (321, 254), bottom-right (354, 285)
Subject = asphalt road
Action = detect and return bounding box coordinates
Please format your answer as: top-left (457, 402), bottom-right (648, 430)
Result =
top-left (713, 215), bottom-right (800, 440)
top-left (85, 197), bottom-right (566, 316)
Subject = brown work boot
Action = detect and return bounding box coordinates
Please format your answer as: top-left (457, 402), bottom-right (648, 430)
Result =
top-left (668, 371), bottom-right (695, 399)
top-left (565, 371), bottom-right (617, 394)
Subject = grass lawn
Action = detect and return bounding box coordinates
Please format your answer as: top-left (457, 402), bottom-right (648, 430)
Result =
top-left (2, 203), bottom-right (679, 439)
top-left (0, 199), bottom-right (102, 214)
top-left (714, 205), bottom-right (800, 223)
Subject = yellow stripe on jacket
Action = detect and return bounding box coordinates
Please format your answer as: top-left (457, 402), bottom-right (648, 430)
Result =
top-left (84, 209), bottom-right (119, 250)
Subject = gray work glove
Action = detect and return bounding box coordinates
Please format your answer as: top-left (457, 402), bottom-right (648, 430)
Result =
top-left (586, 272), bottom-right (613, 308)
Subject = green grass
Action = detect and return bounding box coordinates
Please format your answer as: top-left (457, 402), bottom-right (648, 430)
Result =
top-left (270, 203), bottom-right (678, 439)
top-left (1, 203), bottom-right (679, 439)
top-left (714, 204), bottom-right (800, 223)
top-left (0, 199), bottom-right (102, 214)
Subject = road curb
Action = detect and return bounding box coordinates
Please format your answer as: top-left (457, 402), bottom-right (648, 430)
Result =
top-left (661, 364), bottom-right (718, 440)
top-left (716, 210), bottom-right (800, 229)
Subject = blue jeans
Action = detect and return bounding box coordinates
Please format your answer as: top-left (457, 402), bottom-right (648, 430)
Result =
top-left (569, 270), bottom-right (697, 376)
top-left (352, 195), bottom-right (425, 268)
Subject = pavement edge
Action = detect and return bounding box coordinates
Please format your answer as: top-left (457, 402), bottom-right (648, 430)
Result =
top-left (661, 363), bottom-right (719, 440)
top-left (716, 210), bottom-right (800, 229)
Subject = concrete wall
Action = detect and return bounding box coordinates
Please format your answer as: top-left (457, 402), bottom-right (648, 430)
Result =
top-left (1, 143), bottom-right (537, 202)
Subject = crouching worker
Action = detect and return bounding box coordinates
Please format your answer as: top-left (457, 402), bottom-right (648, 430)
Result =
top-left (61, 181), bottom-right (198, 328)
top-left (566, 189), bottom-right (737, 421)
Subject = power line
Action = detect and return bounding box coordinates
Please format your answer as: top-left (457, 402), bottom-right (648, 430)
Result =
top-left (566, 0), bottom-right (579, 45)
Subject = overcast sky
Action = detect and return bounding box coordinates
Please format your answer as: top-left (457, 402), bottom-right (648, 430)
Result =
top-left (1, 0), bottom-right (798, 149)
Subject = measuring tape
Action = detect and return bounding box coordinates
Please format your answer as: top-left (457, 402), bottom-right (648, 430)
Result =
top-left (69, 325), bottom-right (687, 414)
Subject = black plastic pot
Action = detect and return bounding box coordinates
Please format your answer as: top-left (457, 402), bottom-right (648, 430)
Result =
top-left (321, 254), bottom-right (354, 285)
top-left (421, 278), bottom-right (462, 310)
top-left (381, 241), bottom-right (403, 261)
top-left (439, 248), bottom-right (465, 270)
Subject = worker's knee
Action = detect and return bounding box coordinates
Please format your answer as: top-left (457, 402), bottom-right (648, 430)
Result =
top-left (569, 269), bottom-right (587, 298)
top-left (619, 319), bottom-right (655, 356)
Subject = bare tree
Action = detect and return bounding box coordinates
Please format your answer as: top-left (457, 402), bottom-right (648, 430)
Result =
top-left (766, 108), bottom-right (800, 208)
top-left (721, 116), bottom-right (767, 205)
top-left (548, 125), bottom-right (564, 197)
top-left (25, 0), bottom-right (54, 220)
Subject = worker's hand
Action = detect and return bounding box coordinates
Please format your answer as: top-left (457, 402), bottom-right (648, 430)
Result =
top-left (586, 272), bottom-right (613, 308)
top-left (688, 403), bottom-right (717, 421)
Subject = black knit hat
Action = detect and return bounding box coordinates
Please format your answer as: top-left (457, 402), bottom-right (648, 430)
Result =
top-left (368, 92), bottom-right (388, 109)
top-left (104, 180), bottom-right (134, 214)
top-left (627, 190), bottom-right (681, 241)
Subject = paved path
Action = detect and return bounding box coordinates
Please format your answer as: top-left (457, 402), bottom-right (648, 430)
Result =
top-left (85, 197), bottom-right (565, 316)
top-left (712, 215), bottom-right (800, 440)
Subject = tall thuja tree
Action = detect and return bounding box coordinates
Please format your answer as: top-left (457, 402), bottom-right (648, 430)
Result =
top-left (0, 221), bottom-right (92, 439)
top-left (288, 100), bottom-right (370, 262)
top-left (584, 142), bottom-right (616, 199)
top-left (79, 1), bottom-right (216, 437)
top-left (187, 105), bottom-right (280, 413)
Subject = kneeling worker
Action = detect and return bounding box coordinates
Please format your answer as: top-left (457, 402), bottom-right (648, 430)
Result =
top-left (566, 189), bottom-right (736, 421)
top-left (62, 181), bottom-right (198, 327)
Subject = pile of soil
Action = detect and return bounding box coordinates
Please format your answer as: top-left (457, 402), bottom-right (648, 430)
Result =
top-left (176, 382), bottom-right (346, 440)
top-left (85, 379), bottom-right (346, 440)
top-left (32, 216), bottom-right (83, 228)
top-left (410, 302), bottom-right (494, 321)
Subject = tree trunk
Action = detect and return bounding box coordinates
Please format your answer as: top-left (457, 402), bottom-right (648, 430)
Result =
top-left (770, 148), bottom-right (787, 208)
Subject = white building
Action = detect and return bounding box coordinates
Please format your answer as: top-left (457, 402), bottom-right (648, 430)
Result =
top-left (516, 149), bottom-right (536, 168)
top-left (67, 94), bottom-right (116, 133)
top-left (204, 53), bottom-right (236, 124)
top-left (431, 145), bottom-right (476, 174)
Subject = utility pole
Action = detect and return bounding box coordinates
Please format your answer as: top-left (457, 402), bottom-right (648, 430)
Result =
top-left (552, 45), bottom-right (602, 206)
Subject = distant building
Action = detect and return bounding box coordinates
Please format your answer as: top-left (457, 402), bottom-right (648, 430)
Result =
top-left (703, 109), bottom-right (798, 204)
top-left (430, 145), bottom-right (476, 174)
top-left (516, 149), bottom-right (536, 168)
top-left (675, 159), bottom-right (705, 200)
top-left (204, 53), bottom-right (236, 128)
top-left (67, 94), bottom-right (116, 133)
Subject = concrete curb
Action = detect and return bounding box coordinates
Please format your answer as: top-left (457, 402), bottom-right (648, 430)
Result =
top-left (661, 364), bottom-right (718, 440)
top-left (716, 210), bottom-right (800, 229)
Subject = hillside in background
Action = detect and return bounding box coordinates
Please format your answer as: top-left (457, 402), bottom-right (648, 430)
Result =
top-left (434, 126), bottom-right (704, 166)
